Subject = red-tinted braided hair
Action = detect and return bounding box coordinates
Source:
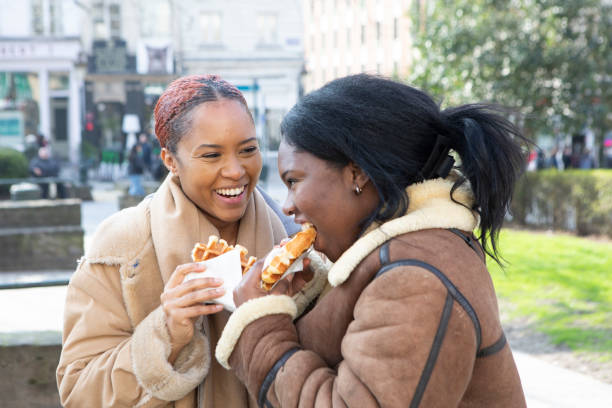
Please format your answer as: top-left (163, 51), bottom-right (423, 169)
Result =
top-left (154, 75), bottom-right (251, 152)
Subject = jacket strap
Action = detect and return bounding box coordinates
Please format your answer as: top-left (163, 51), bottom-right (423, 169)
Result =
top-left (379, 241), bottom-right (391, 267)
top-left (375, 259), bottom-right (483, 352)
top-left (258, 347), bottom-right (301, 408)
top-left (447, 228), bottom-right (483, 260)
top-left (477, 332), bottom-right (507, 358)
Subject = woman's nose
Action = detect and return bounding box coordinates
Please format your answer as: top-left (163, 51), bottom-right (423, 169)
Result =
top-left (221, 156), bottom-right (246, 179)
top-left (282, 195), bottom-right (295, 216)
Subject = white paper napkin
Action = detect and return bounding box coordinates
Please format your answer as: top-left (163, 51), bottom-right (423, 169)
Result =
top-left (183, 249), bottom-right (243, 312)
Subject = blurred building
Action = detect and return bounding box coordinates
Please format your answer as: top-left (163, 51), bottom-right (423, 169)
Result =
top-left (82, 0), bottom-right (303, 158)
top-left (176, 0), bottom-right (304, 151)
top-left (302, 0), bottom-right (416, 92)
top-left (78, 0), bottom-right (177, 165)
top-left (0, 0), bottom-right (85, 163)
top-left (0, 0), bottom-right (304, 167)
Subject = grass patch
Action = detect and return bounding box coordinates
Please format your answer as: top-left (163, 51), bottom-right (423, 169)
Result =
top-left (489, 229), bottom-right (612, 362)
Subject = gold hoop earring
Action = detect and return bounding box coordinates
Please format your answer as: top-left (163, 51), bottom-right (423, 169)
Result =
top-left (354, 185), bottom-right (362, 195)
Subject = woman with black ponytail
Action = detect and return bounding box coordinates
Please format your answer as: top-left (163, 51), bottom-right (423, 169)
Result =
top-left (216, 74), bottom-right (528, 407)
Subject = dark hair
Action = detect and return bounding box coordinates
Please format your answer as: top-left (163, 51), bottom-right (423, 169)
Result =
top-left (280, 74), bottom-right (529, 263)
top-left (154, 74), bottom-right (252, 153)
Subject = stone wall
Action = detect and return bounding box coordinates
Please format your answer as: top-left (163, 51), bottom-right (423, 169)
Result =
top-left (0, 199), bottom-right (84, 271)
top-left (0, 345), bottom-right (62, 408)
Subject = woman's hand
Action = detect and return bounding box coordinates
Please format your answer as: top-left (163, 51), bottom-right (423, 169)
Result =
top-left (160, 263), bottom-right (225, 362)
top-left (233, 258), bottom-right (314, 308)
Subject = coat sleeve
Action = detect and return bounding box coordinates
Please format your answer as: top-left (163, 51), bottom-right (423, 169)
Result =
top-left (216, 265), bottom-right (479, 407)
top-left (56, 260), bottom-right (210, 408)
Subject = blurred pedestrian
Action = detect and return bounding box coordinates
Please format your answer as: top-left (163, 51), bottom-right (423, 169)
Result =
top-left (579, 148), bottom-right (595, 169)
top-left (127, 143), bottom-right (145, 196)
top-left (562, 146), bottom-right (573, 169)
top-left (29, 146), bottom-right (66, 198)
top-left (137, 132), bottom-right (153, 174)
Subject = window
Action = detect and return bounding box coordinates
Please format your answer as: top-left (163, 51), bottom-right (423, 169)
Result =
top-left (49, 0), bottom-right (63, 35)
top-left (31, 0), bottom-right (44, 35)
top-left (394, 17), bottom-right (398, 39)
top-left (200, 12), bottom-right (222, 44)
top-left (256, 13), bottom-right (278, 45)
top-left (141, 0), bottom-right (171, 38)
top-left (93, 1), bottom-right (106, 38)
top-left (109, 4), bottom-right (121, 38)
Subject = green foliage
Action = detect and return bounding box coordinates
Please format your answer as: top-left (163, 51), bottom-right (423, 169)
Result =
top-left (0, 147), bottom-right (29, 198)
top-left (510, 170), bottom-right (612, 236)
top-left (408, 0), bottom-right (611, 144)
top-left (490, 229), bottom-right (612, 361)
top-left (0, 147), bottom-right (29, 179)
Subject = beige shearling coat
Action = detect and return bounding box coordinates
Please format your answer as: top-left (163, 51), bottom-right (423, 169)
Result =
top-left (215, 177), bottom-right (527, 407)
top-left (56, 174), bottom-right (288, 408)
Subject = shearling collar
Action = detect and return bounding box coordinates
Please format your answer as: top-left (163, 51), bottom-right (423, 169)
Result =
top-left (327, 177), bottom-right (479, 287)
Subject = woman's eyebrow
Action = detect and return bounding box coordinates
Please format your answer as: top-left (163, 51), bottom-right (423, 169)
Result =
top-left (238, 137), bottom-right (258, 145)
top-left (195, 143), bottom-right (222, 149)
top-left (195, 137), bottom-right (257, 150)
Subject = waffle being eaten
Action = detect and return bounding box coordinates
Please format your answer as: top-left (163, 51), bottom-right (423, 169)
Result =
top-left (191, 236), bottom-right (257, 275)
top-left (260, 223), bottom-right (317, 291)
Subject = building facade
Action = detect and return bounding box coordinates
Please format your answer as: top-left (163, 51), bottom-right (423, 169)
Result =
top-left (0, 0), bottom-right (305, 168)
top-left (303, 0), bottom-right (416, 93)
top-left (173, 0), bottom-right (304, 152)
top-left (0, 0), bottom-right (85, 163)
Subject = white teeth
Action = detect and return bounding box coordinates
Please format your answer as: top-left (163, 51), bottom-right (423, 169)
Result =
top-left (216, 186), bottom-right (245, 197)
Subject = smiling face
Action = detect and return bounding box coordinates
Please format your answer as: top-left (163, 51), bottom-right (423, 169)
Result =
top-left (162, 99), bottom-right (261, 231)
top-left (278, 141), bottom-right (379, 262)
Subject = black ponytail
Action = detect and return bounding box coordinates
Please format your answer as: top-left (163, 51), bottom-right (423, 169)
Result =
top-left (443, 104), bottom-right (529, 264)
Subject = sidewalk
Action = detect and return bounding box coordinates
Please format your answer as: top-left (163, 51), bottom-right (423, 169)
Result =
top-left (2, 180), bottom-right (612, 406)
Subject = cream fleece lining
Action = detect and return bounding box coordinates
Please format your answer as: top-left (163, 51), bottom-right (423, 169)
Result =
top-left (216, 295), bottom-right (297, 369)
top-left (327, 177), bottom-right (478, 287)
top-left (131, 305), bottom-right (211, 401)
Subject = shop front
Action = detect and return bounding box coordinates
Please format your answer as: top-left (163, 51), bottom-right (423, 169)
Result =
top-left (0, 38), bottom-right (83, 163)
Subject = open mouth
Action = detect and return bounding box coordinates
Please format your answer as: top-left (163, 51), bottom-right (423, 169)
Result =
top-left (215, 185), bottom-right (246, 198)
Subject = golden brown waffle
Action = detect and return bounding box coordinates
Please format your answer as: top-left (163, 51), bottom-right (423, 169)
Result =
top-left (191, 236), bottom-right (257, 275)
top-left (260, 223), bottom-right (316, 291)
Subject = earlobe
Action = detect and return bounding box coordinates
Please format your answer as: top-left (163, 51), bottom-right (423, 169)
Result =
top-left (349, 162), bottom-right (370, 190)
top-left (160, 148), bottom-right (177, 174)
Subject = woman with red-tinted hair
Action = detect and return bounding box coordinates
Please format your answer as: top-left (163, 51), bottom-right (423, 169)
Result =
top-left (56, 75), bottom-right (304, 407)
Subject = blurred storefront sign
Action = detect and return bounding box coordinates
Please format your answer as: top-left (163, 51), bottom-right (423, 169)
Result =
top-left (0, 110), bottom-right (24, 150)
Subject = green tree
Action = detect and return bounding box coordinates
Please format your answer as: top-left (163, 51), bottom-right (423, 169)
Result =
top-left (408, 0), bottom-right (611, 154)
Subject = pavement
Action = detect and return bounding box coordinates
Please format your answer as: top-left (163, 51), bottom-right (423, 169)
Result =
top-left (1, 177), bottom-right (612, 406)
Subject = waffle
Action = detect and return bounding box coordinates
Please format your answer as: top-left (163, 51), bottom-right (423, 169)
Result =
top-left (260, 223), bottom-right (317, 291)
top-left (191, 236), bottom-right (257, 275)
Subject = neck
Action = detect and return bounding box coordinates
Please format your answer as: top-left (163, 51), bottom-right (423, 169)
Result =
top-left (210, 218), bottom-right (240, 246)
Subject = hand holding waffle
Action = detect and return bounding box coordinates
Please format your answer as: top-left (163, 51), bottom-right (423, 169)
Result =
top-left (260, 223), bottom-right (317, 290)
top-left (161, 262), bottom-right (225, 359)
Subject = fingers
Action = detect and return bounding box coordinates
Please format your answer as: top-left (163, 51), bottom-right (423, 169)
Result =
top-left (166, 285), bottom-right (226, 309)
top-left (166, 303), bottom-right (224, 325)
top-left (170, 276), bottom-right (224, 298)
top-left (166, 262), bottom-right (207, 289)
